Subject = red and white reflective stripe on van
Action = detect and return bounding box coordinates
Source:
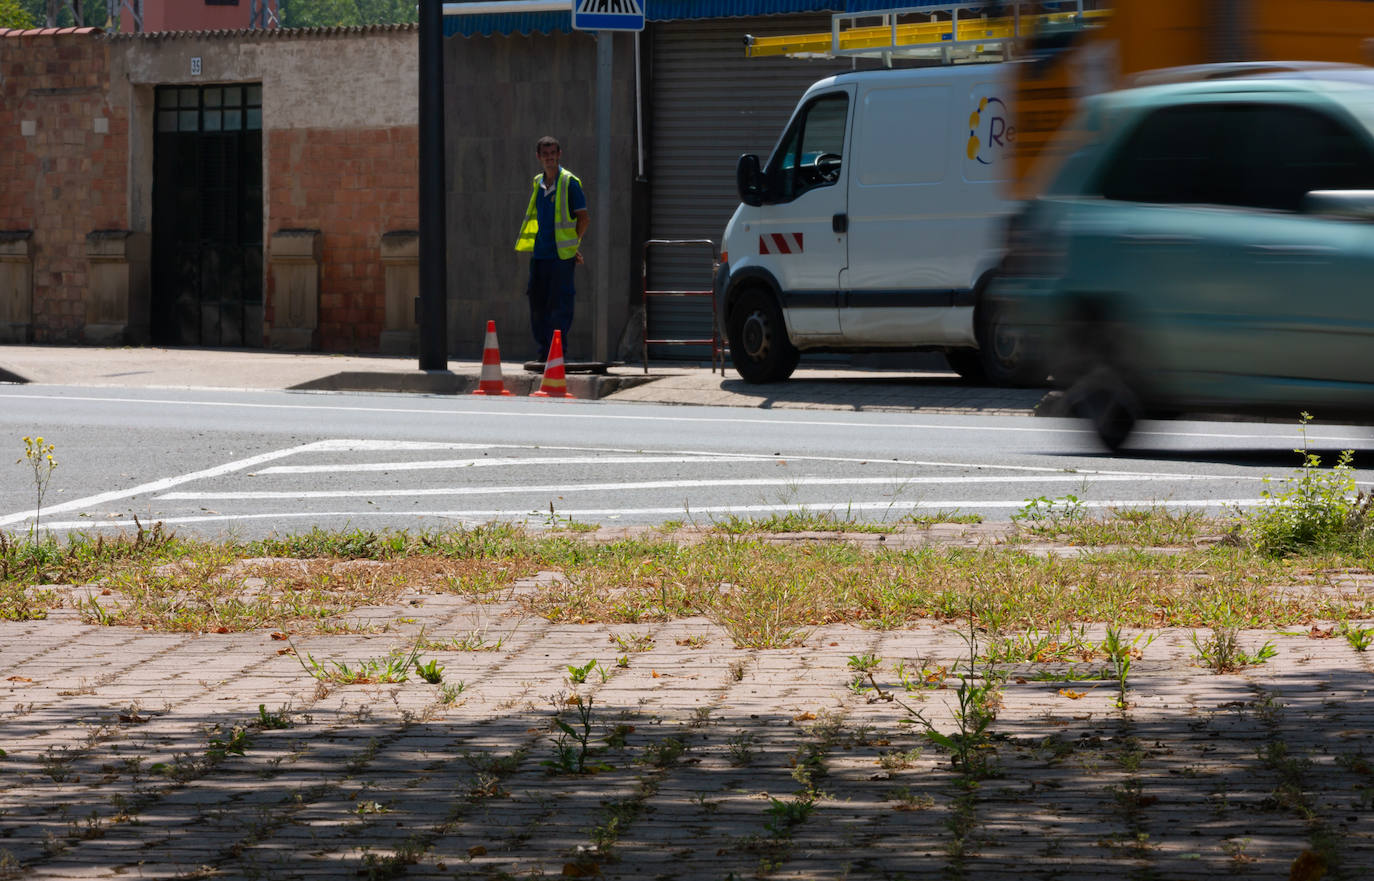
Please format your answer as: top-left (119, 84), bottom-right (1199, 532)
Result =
top-left (758, 233), bottom-right (804, 255)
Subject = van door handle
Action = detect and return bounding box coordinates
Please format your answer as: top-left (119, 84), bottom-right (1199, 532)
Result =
top-left (832, 213), bottom-right (848, 233)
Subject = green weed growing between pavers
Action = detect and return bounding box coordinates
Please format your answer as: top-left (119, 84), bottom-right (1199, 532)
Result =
top-left (1244, 414), bottom-right (1374, 556)
top-left (1, 506), bottom-right (1373, 638)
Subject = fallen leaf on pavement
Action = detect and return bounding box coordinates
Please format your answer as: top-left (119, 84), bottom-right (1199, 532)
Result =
top-left (6, 676), bottom-right (32, 683)
top-left (1290, 849), bottom-right (1327, 881)
top-left (467, 846), bottom-right (486, 857)
top-left (1059, 689), bottom-right (1085, 700)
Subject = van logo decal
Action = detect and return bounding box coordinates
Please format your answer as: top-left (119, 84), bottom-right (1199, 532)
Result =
top-left (967, 96), bottom-right (1013, 165)
top-left (759, 233), bottom-right (804, 255)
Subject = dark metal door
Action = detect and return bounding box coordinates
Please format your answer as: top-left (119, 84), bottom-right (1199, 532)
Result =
top-left (152, 84), bottom-right (263, 347)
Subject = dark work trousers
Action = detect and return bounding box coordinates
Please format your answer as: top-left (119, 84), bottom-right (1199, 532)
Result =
top-left (526, 256), bottom-right (576, 360)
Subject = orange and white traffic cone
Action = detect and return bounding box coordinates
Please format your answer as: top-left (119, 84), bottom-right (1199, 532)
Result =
top-left (531, 330), bottom-right (574, 398)
top-left (472, 320), bottom-right (513, 396)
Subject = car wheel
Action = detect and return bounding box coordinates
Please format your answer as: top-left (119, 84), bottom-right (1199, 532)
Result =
top-left (976, 293), bottom-right (1043, 387)
top-left (945, 349), bottom-right (986, 383)
top-left (728, 287), bottom-right (800, 383)
top-left (1067, 366), bottom-right (1140, 451)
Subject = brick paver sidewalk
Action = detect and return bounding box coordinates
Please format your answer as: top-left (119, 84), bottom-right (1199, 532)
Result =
top-left (2, 556), bottom-right (1371, 880)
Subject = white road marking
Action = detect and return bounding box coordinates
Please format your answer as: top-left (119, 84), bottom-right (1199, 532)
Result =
top-left (158, 473), bottom-right (1228, 501)
top-left (4, 391), bottom-right (1365, 443)
top-left (0, 441), bottom-right (328, 528)
top-left (31, 498), bottom-right (1274, 532)
top-left (277, 439), bottom-right (1211, 477)
top-left (256, 455), bottom-right (775, 474)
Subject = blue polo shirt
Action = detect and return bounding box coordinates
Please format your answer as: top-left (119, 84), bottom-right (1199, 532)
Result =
top-left (533, 169), bottom-right (586, 259)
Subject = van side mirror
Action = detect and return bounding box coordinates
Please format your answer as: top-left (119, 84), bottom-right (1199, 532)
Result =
top-left (1303, 190), bottom-right (1374, 221)
top-left (737, 154), bottom-right (766, 207)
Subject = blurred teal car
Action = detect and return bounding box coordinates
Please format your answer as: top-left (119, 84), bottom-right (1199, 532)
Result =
top-left (995, 64), bottom-right (1374, 448)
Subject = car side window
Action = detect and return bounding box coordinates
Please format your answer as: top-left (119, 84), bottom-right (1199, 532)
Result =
top-left (767, 92), bottom-right (849, 202)
top-left (1097, 105), bottom-right (1239, 205)
top-left (1240, 106), bottom-right (1374, 212)
top-left (1098, 102), bottom-right (1374, 211)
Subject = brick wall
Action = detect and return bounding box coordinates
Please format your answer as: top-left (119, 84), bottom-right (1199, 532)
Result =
top-left (0, 28), bottom-right (126, 342)
top-left (267, 125), bottom-right (418, 352)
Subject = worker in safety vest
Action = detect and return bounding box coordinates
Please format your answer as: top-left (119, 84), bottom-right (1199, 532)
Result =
top-left (515, 135), bottom-right (590, 360)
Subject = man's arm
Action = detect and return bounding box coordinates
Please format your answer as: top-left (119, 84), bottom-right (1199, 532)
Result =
top-left (574, 209), bottom-right (590, 241)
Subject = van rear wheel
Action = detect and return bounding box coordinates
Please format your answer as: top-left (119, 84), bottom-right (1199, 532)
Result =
top-left (728, 288), bottom-right (799, 383)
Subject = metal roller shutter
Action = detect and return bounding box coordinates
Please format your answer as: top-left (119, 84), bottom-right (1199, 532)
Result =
top-left (646, 15), bottom-right (861, 360)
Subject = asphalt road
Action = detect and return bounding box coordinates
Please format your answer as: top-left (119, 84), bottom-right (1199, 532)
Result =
top-left (2, 385), bottom-right (1372, 539)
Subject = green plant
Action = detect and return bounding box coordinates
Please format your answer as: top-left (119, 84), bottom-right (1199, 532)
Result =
top-left (255, 704), bottom-right (291, 730)
top-left (566, 658), bottom-right (600, 685)
top-left (895, 659), bottom-right (948, 692)
top-left (439, 681), bottom-right (465, 704)
top-left (1190, 627), bottom-right (1277, 673)
top-left (885, 786), bottom-right (935, 811)
top-left (1102, 626), bottom-right (1155, 709)
top-left (1246, 414), bottom-right (1372, 554)
top-left (846, 652), bottom-right (889, 699)
top-left (878, 748), bottom-right (923, 771)
top-left (1339, 621), bottom-right (1374, 652)
top-left (763, 794), bottom-right (816, 837)
top-left (17, 436), bottom-right (57, 537)
top-left (414, 659), bottom-right (444, 684)
top-left (640, 736), bottom-right (689, 769)
top-left (610, 631), bottom-right (655, 653)
top-left (727, 733), bottom-right (756, 767)
top-left (712, 509), bottom-right (898, 535)
top-left (424, 627), bottom-right (509, 652)
top-left (1012, 493), bottom-right (1086, 528)
top-left (542, 695), bottom-right (607, 775)
top-left (901, 610), bottom-right (1002, 778)
top-left (206, 724), bottom-right (251, 761)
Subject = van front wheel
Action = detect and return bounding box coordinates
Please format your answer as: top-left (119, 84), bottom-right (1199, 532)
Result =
top-left (976, 295), bottom-right (1043, 387)
top-left (728, 288), bottom-right (799, 383)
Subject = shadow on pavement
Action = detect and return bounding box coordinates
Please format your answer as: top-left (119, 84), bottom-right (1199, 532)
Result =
top-left (3, 618), bottom-right (1371, 879)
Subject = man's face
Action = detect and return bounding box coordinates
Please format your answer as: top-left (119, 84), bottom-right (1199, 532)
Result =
top-left (538, 145), bottom-right (561, 176)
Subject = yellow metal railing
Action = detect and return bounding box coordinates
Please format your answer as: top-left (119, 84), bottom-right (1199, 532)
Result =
top-left (745, 2), bottom-right (1110, 60)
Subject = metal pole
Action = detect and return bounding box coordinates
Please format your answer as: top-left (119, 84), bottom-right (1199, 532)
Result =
top-left (594, 30), bottom-right (612, 362)
top-left (418, 0), bottom-right (449, 371)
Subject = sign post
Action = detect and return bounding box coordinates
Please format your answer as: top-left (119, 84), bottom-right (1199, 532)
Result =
top-left (571, 1), bottom-right (643, 362)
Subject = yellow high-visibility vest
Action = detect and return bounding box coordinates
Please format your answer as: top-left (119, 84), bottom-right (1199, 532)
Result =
top-left (515, 169), bottom-right (581, 259)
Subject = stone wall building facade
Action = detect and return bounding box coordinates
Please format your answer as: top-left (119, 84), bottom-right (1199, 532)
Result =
top-left (2, 3), bottom-right (912, 361)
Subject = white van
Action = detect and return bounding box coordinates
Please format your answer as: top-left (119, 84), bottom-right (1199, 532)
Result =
top-left (719, 62), bottom-right (1034, 385)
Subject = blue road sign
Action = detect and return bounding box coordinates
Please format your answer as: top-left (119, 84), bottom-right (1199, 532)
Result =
top-left (571, 0), bottom-right (645, 32)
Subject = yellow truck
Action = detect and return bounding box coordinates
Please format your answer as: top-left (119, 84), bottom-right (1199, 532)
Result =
top-left (1012, 0), bottom-right (1374, 196)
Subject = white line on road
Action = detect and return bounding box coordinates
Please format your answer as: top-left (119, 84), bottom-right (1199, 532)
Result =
top-left (158, 473), bottom-right (1228, 501)
top-left (248, 439), bottom-right (1256, 480)
top-left (255, 455), bottom-right (775, 474)
top-left (3, 391), bottom-right (1363, 443)
top-left (0, 441), bottom-right (329, 528)
top-left (31, 498), bottom-right (1273, 532)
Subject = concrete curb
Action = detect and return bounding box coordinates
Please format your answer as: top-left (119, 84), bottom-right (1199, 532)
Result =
top-left (285, 370), bottom-right (659, 399)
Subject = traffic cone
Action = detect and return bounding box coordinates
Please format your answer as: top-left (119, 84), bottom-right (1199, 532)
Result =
top-left (472, 320), bottom-right (513, 396)
top-left (531, 330), bottom-right (574, 398)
